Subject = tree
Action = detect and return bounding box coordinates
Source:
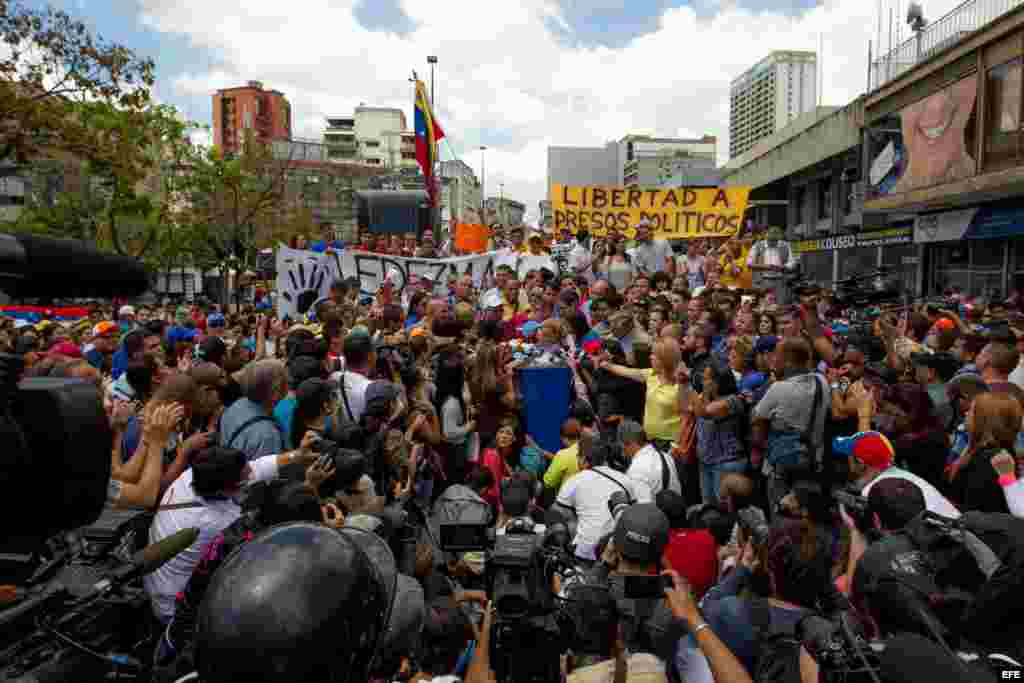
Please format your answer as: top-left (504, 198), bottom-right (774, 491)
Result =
top-left (1, 0), bottom-right (155, 169)
top-left (179, 130), bottom-right (296, 266)
top-left (10, 102), bottom-right (200, 259)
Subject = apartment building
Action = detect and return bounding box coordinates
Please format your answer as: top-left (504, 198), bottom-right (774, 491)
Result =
top-left (729, 51), bottom-right (817, 158)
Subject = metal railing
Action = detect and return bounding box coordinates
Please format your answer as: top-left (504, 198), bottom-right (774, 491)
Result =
top-left (870, 0), bottom-right (1022, 91)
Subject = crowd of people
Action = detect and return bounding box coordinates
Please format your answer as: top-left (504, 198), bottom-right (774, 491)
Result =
top-left (12, 222), bottom-right (1024, 683)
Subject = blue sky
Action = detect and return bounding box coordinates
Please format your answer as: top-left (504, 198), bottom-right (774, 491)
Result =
top-left (21, 0), bottom-right (933, 220)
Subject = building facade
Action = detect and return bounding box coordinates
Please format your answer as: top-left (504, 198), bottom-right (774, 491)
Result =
top-left (213, 81), bottom-right (292, 156)
top-left (863, 0), bottom-right (1024, 299)
top-left (722, 100), bottom-right (918, 294)
top-left (439, 159), bottom-right (482, 223)
top-left (323, 107), bottom-right (418, 171)
top-left (539, 200), bottom-right (553, 228)
top-left (617, 134), bottom-right (719, 187)
top-left (484, 197), bottom-right (526, 227)
top-left (729, 51), bottom-right (817, 159)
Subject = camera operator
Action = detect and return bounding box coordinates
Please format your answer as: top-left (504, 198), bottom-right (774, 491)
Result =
top-left (593, 503), bottom-right (682, 670)
top-left (144, 432), bottom-right (321, 624)
top-left (153, 476), bottom-right (340, 680)
top-left (683, 518), bottom-right (836, 682)
top-left (553, 434), bottom-right (642, 564)
top-left (834, 430), bottom-right (960, 519)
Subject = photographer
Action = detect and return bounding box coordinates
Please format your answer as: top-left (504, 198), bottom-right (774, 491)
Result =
top-left (689, 519), bottom-right (835, 682)
top-left (594, 503), bottom-right (683, 669)
top-left (144, 433), bottom-right (321, 623)
top-left (554, 435), bottom-right (641, 563)
top-left (153, 475), bottom-right (340, 679)
top-left (834, 430), bottom-right (959, 519)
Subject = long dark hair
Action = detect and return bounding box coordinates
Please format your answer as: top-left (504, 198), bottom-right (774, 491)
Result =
top-left (433, 349), bottom-right (467, 421)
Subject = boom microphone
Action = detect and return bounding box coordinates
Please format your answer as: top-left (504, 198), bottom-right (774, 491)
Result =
top-left (102, 527), bottom-right (200, 588)
top-left (0, 233), bottom-right (150, 298)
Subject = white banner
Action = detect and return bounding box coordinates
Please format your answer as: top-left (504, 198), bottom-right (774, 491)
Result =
top-left (275, 247), bottom-right (503, 320)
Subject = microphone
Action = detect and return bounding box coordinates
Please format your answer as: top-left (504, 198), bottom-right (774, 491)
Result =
top-left (100, 527), bottom-right (200, 589)
top-left (0, 233), bottom-right (149, 298)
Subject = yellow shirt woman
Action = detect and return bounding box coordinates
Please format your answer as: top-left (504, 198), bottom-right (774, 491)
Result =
top-left (718, 244), bottom-right (751, 289)
top-left (643, 368), bottom-right (681, 442)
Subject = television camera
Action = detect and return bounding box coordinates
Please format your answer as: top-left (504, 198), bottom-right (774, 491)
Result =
top-left (437, 510), bottom-right (612, 683)
top-left (0, 234), bottom-right (165, 682)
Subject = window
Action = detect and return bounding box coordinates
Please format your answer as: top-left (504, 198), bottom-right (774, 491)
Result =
top-left (930, 242), bottom-right (1006, 298)
top-left (818, 180), bottom-right (832, 220)
top-left (986, 58), bottom-right (1023, 167)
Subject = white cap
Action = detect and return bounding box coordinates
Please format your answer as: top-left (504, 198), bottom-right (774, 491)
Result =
top-left (482, 290), bottom-right (503, 309)
top-left (119, 305), bottom-right (136, 317)
top-left (13, 320), bottom-right (31, 329)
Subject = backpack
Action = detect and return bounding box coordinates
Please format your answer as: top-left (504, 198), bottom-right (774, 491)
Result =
top-left (749, 599), bottom-right (813, 683)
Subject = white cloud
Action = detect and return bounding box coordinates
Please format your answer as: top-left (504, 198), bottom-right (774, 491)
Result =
top-left (140, 0), bottom-right (969, 223)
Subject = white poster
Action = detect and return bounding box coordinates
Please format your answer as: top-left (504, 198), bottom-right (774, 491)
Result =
top-left (276, 247), bottom-right (502, 320)
top-left (914, 208), bottom-right (977, 243)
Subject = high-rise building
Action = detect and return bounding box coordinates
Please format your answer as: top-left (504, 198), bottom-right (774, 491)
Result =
top-left (729, 51), bottom-right (817, 159)
top-left (212, 81), bottom-right (292, 156)
top-left (618, 134), bottom-right (719, 187)
top-left (323, 107), bottom-right (418, 172)
top-left (439, 159), bottom-right (481, 223)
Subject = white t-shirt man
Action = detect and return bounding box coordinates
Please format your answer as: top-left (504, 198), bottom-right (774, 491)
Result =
top-left (860, 466), bottom-right (961, 519)
top-left (631, 239), bottom-right (673, 274)
top-left (626, 443), bottom-right (682, 503)
top-left (330, 369), bottom-right (371, 424)
top-left (144, 453), bottom-right (280, 620)
top-left (556, 466), bottom-right (640, 561)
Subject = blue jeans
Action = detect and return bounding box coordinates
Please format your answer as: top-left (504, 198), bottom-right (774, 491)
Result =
top-left (700, 460), bottom-right (748, 504)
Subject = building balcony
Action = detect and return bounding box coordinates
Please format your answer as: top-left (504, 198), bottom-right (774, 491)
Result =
top-left (870, 0), bottom-right (1023, 91)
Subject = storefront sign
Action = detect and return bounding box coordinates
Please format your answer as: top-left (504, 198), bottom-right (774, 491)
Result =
top-left (914, 208), bottom-right (977, 243)
top-left (792, 227), bottom-right (912, 254)
top-left (550, 184), bottom-right (750, 239)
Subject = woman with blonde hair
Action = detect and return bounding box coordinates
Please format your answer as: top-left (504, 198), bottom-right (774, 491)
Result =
top-left (948, 391), bottom-right (1022, 513)
top-left (599, 337), bottom-right (682, 447)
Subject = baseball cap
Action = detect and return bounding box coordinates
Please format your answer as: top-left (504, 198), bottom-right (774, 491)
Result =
top-left (92, 321), bottom-right (119, 338)
top-left (118, 305), bottom-right (136, 318)
top-left (833, 431), bottom-right (894, 470)
top-left (207, 312), bottom-right (227, 328)
top-left (167, 326), bottom-right (198, 346)
top-left (614, 503), bottom-right (670, 563)
top-left (520, 320), bottom-right (542, 338)
top-left (287, 355), bottom-right (324, 389)
top-left (48, 341), bottom-right (83, 359)
top-left (753, 335), bottom-right (779, 355)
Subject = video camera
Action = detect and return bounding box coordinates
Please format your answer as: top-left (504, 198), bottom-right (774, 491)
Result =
top-left (0, 236), bottom-right (154, 679)
top-left (833, 489), bottom-right (875, 534)
top-left (436, 503), bottom-right (591, 683)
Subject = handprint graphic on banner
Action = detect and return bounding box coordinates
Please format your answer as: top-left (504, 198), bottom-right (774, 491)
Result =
top-left (278, 248), bottom-right (332, 320)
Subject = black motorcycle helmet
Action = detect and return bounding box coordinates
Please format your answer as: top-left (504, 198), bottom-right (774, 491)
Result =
top-left (195, 522), bottom-right (396, 683)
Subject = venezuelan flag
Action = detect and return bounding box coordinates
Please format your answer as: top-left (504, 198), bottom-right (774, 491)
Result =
top-left (414, 79), bottom-right (445, 205)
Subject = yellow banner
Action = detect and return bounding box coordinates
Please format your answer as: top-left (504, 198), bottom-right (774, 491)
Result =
top-left (550, 184), bottom-right (751, 240)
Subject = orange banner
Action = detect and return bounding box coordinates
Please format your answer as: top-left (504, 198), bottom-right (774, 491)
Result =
top-left (454, 223), bottom-right (490, 253)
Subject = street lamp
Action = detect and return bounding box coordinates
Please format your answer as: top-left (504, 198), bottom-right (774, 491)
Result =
top-left (427, 56), bottom-right (438, 111)
top-left (479, 145), bottom-right (487, 219)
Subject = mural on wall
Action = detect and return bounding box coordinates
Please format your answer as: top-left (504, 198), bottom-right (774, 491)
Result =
top-left (868, 74), bottom-right (978, 198)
